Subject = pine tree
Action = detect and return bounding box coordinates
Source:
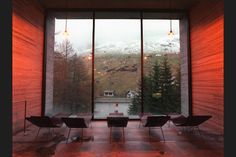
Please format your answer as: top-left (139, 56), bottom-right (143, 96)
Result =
top-left (128, 79), bottom-right (142, 115)
top-left (143, 75), bottom-right (154, 113)
top-left (148, 60), bottom-right (163, 114)
top-left (172, 63), bottom-right (181, 113)
top-left (128, 54), bottom-right (181, 115)
top-left (152, 60), bottom-right (161, 93)
top-left (128, 60), bottom-right (162, 115)
top-left (159, 54), bottom-right (175, 113)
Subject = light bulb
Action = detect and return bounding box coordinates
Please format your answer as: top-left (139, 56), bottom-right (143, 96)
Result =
top-left (88, 55), bottom-right (92, 60)
top-left (62, 29), bottom-right (70, 38)
top-left (168, 30), bottom-right (174, 39)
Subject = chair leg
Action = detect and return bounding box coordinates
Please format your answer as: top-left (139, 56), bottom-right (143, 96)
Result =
top-left (149, 127), bottom-right (151, 141)
top-left (48, 128), bottom-right (51, 137)
top-left (91, 125), bottom-right (94, 142)
top-left (122, 127), bottom-right (125, 142)
top-left (81, 128), bottom-right (83, 142)
top-left (35, 128), bottom-right (41, 140)
top-left (110, 127), bottom-right (112, 143)
top-left (160, 127), bottom-right (165, 142)
top-left (66, 128), bottom-right (71, 144)
top-left (52, 128), bottom-right (55, 136)
top-left (197, 126), bottom-right (201, 136)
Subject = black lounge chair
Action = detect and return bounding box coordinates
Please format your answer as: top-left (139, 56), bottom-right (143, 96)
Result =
top-left (26, 116), bottom-right (63, 140)
top-left (171, 115), bottom-right (212, 135)
top-left (107, 116), bottom-right (129, 143)
top-left (61, 117), bottom-right (92, 143)
top-left (141, 115), bottom-right (170, 141)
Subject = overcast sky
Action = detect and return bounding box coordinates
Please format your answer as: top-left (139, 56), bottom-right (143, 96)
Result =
top-left (55, 19), bottom-right (179, 53)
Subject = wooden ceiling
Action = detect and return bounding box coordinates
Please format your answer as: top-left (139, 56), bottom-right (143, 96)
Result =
top-left (38, 0), bottom-right (202, 10)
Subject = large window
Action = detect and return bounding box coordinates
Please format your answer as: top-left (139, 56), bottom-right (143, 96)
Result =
top-left (143, 20), bottom-right (181, 114)
top-left (45, 11), bottom-right (189, 118)
top-left (47, 17), bottom-right (93, 115)
top-left (94, 19), bottom-right (141, 118)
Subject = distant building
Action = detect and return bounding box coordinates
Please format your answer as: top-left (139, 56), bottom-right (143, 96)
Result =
top-left (104, 90), bottom-right (115, 97)
top-left (126, 90), bottom-right (137, 98)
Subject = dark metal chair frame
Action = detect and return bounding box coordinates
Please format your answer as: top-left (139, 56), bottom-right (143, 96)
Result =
top-left (26, 116), bottom-right (63, 140)
top-left (141, 115), bottom-right (170, 142)
top-left (61, 117), bottom-right (92, 143)
top-left (107, 116), bottom-right (129, 143)
top-left (171, 115), bottom-right (212, 135)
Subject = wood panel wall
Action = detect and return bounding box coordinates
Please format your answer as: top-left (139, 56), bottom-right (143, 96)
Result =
top-left (12, 0), bottom-right (45, 134)
top-left (189, 0), bottom-right (224, 135)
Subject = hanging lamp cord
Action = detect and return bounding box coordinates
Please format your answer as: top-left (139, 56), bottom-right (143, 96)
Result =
top-left (169, 0), bottom-right (172, 32)
top-left (65, 0), bottom-right (68, 31)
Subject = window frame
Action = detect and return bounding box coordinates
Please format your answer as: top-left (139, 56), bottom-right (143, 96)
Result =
top-left (43, 10), bottom-right (191, 120)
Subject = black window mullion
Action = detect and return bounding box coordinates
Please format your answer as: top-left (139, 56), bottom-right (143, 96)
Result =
top-left (91, 11), bottom-right (95, 119)
top-left (140, 11), bottom-right (144, 114)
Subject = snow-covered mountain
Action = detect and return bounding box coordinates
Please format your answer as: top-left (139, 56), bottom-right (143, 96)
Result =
top-left (81, 37), bottom-right (180, 55)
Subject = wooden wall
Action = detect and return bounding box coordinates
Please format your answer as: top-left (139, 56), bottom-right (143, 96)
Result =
top-left (189, 0), bottom-right (224, 135)
top-left (12, 0), bottom-right (45, 134)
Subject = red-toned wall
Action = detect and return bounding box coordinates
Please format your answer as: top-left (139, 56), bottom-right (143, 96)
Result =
top-left (12, 0), bottom-right (45, 134)
top-left (189, 0), bottom-right (224, 134)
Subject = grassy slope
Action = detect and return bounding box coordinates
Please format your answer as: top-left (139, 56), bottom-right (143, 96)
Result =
top-left (91, 52), bottom-right (180, 97)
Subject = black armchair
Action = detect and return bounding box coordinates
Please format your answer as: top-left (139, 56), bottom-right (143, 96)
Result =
top-left (26, 116), bottom-right (63, 140)
top-left (107, 116), bottom-right (129, 143)
top-left (61, 117), bottom-right (92, 143)
top-left (171, 115), bottom-right (212, 135)
top-left (141, 115), bottom-right (170, 141)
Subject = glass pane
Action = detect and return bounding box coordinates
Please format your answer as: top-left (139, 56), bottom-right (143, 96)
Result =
top-left (52, 19), bottom-right (92, 115)
top-left (143, 19), bottom-right (181, 115)
top-left (94, 19), bottom-right (141, 118)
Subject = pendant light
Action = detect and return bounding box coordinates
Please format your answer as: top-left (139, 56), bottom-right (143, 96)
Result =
top-left (168, 0), bottom-right (174, 39)
top-left (62, 0), bottom-right (69, 38)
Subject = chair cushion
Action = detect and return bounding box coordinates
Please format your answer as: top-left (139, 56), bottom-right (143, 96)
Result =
top-left (61, 117), bottom-right (90, 128)
top-left (142, 115), bottom-right (170, 127)
top-left (171, 115), bottom-right (212, 126)
top-left (26, 116), bottom-right (61, 128)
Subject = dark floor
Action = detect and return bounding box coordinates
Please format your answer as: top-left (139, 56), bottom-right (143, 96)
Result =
top-left (13, 121), bottom-right (224, 157)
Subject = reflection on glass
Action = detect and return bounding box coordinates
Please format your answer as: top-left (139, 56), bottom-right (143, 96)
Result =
top-left (143, 20), bottom-right (181, 115)
top-left (94, 19), bottom-right (141, 118)
top-left (52, 19), bottom-right (92, 115)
